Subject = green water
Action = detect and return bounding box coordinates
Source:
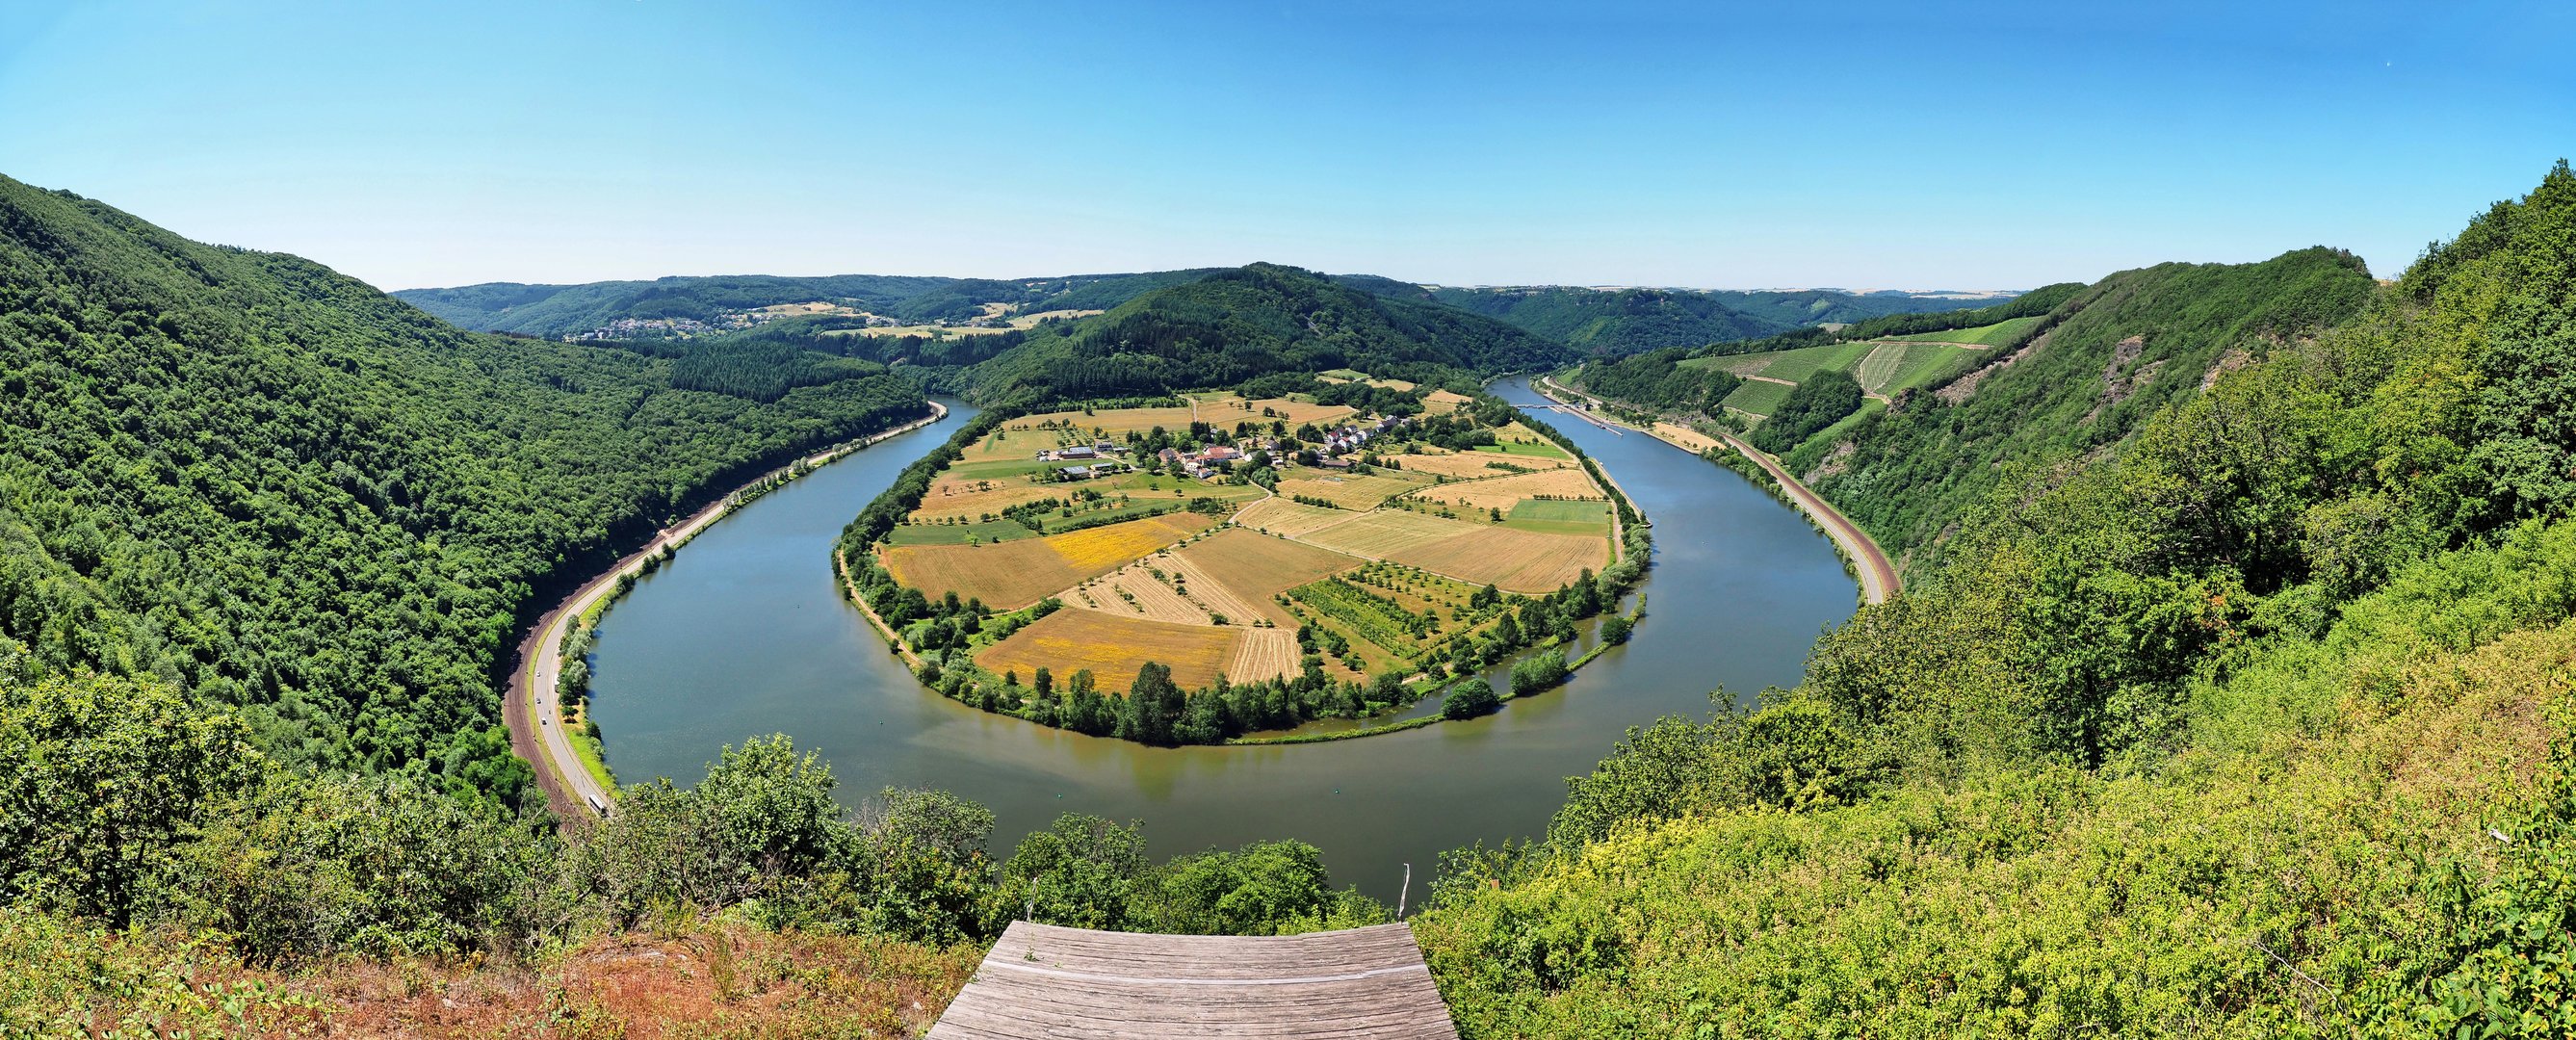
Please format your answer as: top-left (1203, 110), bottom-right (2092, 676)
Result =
top-left (588, 377), bottom-right (1857, 896)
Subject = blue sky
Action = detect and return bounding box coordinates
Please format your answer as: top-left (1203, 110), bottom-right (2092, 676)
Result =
top-left (2, 1), bottom-right (2569, 291)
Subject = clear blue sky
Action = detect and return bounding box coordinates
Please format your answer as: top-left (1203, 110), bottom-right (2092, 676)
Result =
top-left (3, 1), bottom-right (2569, 291)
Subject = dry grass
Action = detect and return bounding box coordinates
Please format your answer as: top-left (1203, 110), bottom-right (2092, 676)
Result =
top-left (1299, 509), bottom-right (1483, 559)
top-left (1008, 405), bottom-right (1200, 437)
top-left (976, 610), bottom-right (1240, 691)
top-left (1387, 527), bottom-right (1610, 593)
top-left (914, 478), bottom-right (1063, 520)
top-left (1274, 472), bottom-right (1426, 510)
top-left (1225, 627), bottom-right (1302, 683)
top-left (1409, 468), bottom-right (1602, 511)
top-left (1422, 389), bottom-right (1473, 414)
top-left (880, 513), bottom-right (1209, 610)
top-left (1383, 448), bottom-right (1572, 480)
top-left (1250, 397), bottom-right (1360, 426)
top-left (1075, 558), bottom-right (1212, 625)
top-left (1366, 377), bottom-right (1418, 391)
top-left (1235, 498), bottom-right (1353, 538)
top-left (1652, 422), bottom-right (1721, 453)
top-left (91, 921), bottom-right (977, 1039)
top-left (1170, 528), bottom-right (1363, 625)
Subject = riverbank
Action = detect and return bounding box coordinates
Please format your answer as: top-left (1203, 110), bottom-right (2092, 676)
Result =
top-left (506, 401), bottom-right (950, 820)
top-left (1533, 376), bottom-right (1896, 605)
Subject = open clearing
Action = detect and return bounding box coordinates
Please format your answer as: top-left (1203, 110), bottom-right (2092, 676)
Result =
top-left (976, 611), bottom-right (1239, 692)
top-left (879, 512), bottom-right (1210, 610)
top-left (1389, 527), bottom-right (1610, 593)
top-left (1421, 389), bottom-right (1474, 414)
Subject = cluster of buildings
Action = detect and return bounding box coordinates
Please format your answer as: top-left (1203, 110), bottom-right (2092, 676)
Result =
top-left (1038, 442), bottom-right (1128, 481)
top-left (1027, 413), bottom-right (1417, 484)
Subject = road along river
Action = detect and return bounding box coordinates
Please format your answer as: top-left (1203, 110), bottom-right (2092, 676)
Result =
top-left (585, 378), bottom-right (1858, 897)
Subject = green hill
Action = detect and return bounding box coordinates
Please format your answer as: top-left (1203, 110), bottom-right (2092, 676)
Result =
top-left (967, 263), bottom-right (1573, 401)
top-left (395, 270), bottom-right (1215, 339)
top-left (1402, 284), bottom-right (2011, 356)
top-left (1412, 162), bottom-right (2576, 1039)
top-left (0, 175), bottom-right (928, 799)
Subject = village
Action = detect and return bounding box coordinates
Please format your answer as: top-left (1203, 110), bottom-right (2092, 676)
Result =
top-left (1034, 413), bottom-right (1411, 482)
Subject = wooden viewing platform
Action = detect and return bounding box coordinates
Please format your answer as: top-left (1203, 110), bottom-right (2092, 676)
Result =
top-left (927, 921), bottom-right (1460, 1039)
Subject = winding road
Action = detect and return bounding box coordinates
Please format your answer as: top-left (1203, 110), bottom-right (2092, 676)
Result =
top-left (506, 403), bottom-right (949, 820)
top-left (1534, 376), bottom-right (1896, 605)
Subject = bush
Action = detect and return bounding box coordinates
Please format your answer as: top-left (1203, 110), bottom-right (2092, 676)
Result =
top-left (1443, 681), bottom-right (1501, 720)
top-left (1509, 650), bottom-right (1570, 697)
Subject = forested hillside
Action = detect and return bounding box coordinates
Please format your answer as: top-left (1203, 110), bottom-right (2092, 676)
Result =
top-left (1404, 284), bottom-right (2008, 355)
top-left (1413, 163), bottom-right (2576, 1037)
top-left (1810, 247), bottom-right (2375, 567)
top-left (0, 175), bottom-right (927, 804)
top-left (397, 270), bottom-right (1213, 338)
top-left (966, 263), bottom-right (1571, 401)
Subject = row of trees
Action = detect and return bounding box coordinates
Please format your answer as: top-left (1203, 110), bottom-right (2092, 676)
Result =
top-left (0, 665), bottom-right (1384, 965)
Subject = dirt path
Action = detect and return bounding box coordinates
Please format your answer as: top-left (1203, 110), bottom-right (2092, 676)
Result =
top-left (507, 403), bottom-right (949, 821)
top-left (1740, 374), bottom-right (1798, 386)
top-left (1536, 377), bottom-right (1895, 605)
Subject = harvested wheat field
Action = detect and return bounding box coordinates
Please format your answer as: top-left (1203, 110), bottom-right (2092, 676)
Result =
top-left (976, 611), bottom-right (1239, 692)
top-left (1075, 559), bottom-right (1211, 625)
top-left (1653, 422), bottom-right (1721, 453)
top-left (1224, 626), bottom-right (1302, 683)
top-left (1274, 472), bottom-right (1424, 510)
top-left (1422, 389), bottom-right (1473, 413)
top-left (1007, 405), bottom-right (1199, 437)
top-left (1385, 448), bottom-right (1572, 480)
top-left (880, 513), bottom-right (1210, 610)
top-left (1249, 397), bottom-right (1360, 426)
top-left (1169, 528), bottom-right (1362, 624)
top-left (915, 477), bottom-right (1063, 519)
top-left (1388, 527), bottom-right (1609, 593)
top-left (1235, 497), bottom-right (1352, 537)
top-left (1410, 468), bottom-right (1603, 511)
top-left (1299, 508), bottom-right (1483, 559)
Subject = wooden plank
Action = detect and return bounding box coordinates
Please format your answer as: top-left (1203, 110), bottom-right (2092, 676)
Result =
top-left (928, 922), bottom-right (1460, 1039)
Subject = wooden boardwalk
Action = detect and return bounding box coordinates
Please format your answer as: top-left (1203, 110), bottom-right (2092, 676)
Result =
top-left (927, 922), bottom-right (1459, 1039)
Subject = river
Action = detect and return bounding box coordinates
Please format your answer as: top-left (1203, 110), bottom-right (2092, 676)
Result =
top-left (587, 377), bottom-right (1857, 897)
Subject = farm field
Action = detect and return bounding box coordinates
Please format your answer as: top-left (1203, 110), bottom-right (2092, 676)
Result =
top-left (1275, 471), bottom-right (1430, 509)
top-left (1687, 337), bottom-right (1988, 416)
top-left (1167, 529), bottom-right (1364, 625)
top-left (1421, 389), bottom-right (1473, 413)
top-left (1235, 498), bottom-right (1353, 537)
top-left (1389, 527), bottom-right (1609, 593)
top-left (975, 611), bottom-right (1239, 692)
top-left (1299, 509), bottom-right (1485, 559)
top-left (1383, 447), bottom-right (1574, 480)
top-left (862, 382), bottom-right (1627, 724)
top-left (878, 512), bottom-right (1211, 610)
top-left (1409, 468), bottom-right (1602, 511)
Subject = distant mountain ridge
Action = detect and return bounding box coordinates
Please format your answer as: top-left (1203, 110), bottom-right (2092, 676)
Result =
top-left (399, 267), bottom-right (2010, 356)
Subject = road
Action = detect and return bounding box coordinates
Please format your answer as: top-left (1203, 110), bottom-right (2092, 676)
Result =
top-left (506, 403), bottom-right (949, 820)
top-left (1534, 376), bottom-right (1896, 605)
